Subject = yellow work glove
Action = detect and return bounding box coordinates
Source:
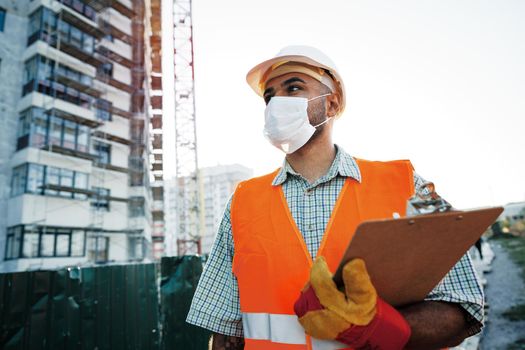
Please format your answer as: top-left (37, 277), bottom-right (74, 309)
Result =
top-left (293, 257), bottom-right (412, 349)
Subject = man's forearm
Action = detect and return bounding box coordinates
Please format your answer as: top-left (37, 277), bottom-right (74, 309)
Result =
top-left (211, 333), bottom-right (245, 350)
top-left (399, 301), bottom-right (471, 349)
top-left (210, 302), bottom-right (470, 350)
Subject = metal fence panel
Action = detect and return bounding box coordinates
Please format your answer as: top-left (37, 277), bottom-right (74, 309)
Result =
top-left (160, 255), bottom-right (210, 350)
top-left (0, 257), bottom-right (206, 350)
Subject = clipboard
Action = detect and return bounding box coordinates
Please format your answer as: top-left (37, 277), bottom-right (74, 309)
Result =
top-left (332, 207), bottom-right (503, 307)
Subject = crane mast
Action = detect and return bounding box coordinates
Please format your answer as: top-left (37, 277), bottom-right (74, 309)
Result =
top-left (173, 0), bottom-right (201, 255)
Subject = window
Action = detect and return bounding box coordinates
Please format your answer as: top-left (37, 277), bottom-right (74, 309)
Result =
top-left (17, 106), bottom-right (92, 153)
top-left (17, 108), bottom-right (48, 149)
top-left (5, 225), bottom-right (85, 260)
top-left (16, 112), bottom-right (31, 149)
top-left (40, 231), bottom-right (55, 257)
top-left (72, 0), bottom-right (83, 13)
top-left (94, 141), bottom-right (111, 164)
top-left (22, 55), bottom-right (95, 111)
top-left (63, 120), bottom-right (77, 149)
top-left (82, 33), bottom-right (94, 54)
top-left (98, 62), bottom-right (113, 79)
top-left (11, 163), bottom-right (89, 200)
top-left (28, 9), bottom-right (42, 38)
top-left (129, 197), bottom-right (145, 217)
top-left (80, 73), bottom-right (92, 87)
top-left (96, 99), bottom-right (112, 121)
top-left (88, 236), bottom-right (109, 262)
top-left (23, 56), bottom-right (38, 88)
top-left (32, 108), bottom-right (48, 147)
top-left (77, 125), bottom-right (90, 153)
top-left (70, 26), bottom-right (82, 48)
top-left (42, 7), bottom-right (57, 31)
top-left (74, 172), bottom-right (88, 200)
top-left (49, 116), bottom-right (62, 146)
top-left (55, 230), bottom-right (71, 256)
top-left (83, 5), bottom-right (96, 22)
top-left (17, 112), bottom-right (31, 139)
top-left (91, 187), bottom-right (110, 211)
top-left (45, 166), bottom-right (60, 196)
top-left (22, 229), bottom-right (39, 258)
top-left (0, 7), bottom-right (6, 32)
top-left (59, 169), bottom-right (74, 197)
top-left (11, 164), bottom-right (28, 196)
top-left (71, 230), bottom-right (85, 256)
top-left (27, 7), bottom-right (96, 55)
top-left (58, 19), bottom-right (69, 42)
top-left (4, 227), bottom-right (22, 259)
top-left (27, 164), bottom-right (45, 194)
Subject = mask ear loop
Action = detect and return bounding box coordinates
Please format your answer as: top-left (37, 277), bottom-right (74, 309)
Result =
top-left (312, 117), bottom-right (332, 128)
top-left (307, 93), bottom-right (331, 102)
top-left (308, 93), bottom-right (333, 128)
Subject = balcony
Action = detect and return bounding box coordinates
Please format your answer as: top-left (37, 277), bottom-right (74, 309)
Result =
top-left (93, 161), bottom-right (129, 173)
top-left (60, 39), bottom-right (103, 67)
top-left (111, 105), bottom-right (133, 119)
top-left (46, 106), bottom-right (100, 128)
top-left (92, 130), bottom-right (132, 145)
top-left (82, 0), bottom-right (135, 18)
top-left (40, 143), bottom-right (98, 161)
top-left (54, 71), bottom-right (102, 99)
top-left (97, 45), bottom-right (133, 69)
top-left (57, 0), bottom-right (98, 22)
top-left (98, 19), bottom-right (132, 44)
top-left (58, 8), bottom-right (104, 39)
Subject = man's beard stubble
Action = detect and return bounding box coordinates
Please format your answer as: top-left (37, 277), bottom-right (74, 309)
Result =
top-left (307, 98), bottom-right (328, 141)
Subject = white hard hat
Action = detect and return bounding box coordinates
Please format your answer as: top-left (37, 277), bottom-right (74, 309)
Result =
top-left (246, 45), bottom-right (346, 116)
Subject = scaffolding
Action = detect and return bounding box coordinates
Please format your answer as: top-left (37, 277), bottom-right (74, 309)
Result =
top-left (146, 0), bottom-right (166, 259)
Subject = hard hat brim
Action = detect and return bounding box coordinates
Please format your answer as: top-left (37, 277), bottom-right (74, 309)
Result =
top-left (246, 54), bottom-right (346, 115)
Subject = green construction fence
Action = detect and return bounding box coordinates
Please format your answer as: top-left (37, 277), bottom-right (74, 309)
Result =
top-left (0, 256), bottom-right (211, 350)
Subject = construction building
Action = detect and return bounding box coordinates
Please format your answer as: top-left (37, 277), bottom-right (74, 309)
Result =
top-left (0, 0), bottom-right (164, 272)
top-left (165, 164), bottom-right (253, 255)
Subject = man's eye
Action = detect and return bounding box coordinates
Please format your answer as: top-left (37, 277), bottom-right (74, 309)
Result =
top-left (287, 85), bottom-right (301, 93)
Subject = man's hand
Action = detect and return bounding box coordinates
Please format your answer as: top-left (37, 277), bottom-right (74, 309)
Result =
top-left (294, 257), bottom-right (411, 349)
top-left (211, 333), bottom-right (245, 350)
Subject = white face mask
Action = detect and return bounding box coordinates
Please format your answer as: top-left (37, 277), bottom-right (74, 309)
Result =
top-left (263, 94), bottom-right (331, 154)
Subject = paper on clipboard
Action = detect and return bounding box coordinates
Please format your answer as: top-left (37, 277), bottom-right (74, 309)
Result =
top-left (332, 207), bottom-right (503, 307)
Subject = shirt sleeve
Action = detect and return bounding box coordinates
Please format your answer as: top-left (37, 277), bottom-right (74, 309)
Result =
top-left (185, 197), bottom-right (244, 337)
top-left (413, 172), bottom-right (485, 336)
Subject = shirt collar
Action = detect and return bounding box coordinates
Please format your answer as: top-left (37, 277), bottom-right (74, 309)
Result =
top-left (272, 144), bottom-right (362, 186)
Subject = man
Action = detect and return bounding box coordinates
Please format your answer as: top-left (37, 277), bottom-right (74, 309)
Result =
top-left (187, 46), bottom-right (484, 349)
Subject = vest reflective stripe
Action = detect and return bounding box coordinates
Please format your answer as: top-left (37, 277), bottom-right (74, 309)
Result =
top-left (242, 312), bottom-right (348, 349)
top-left (311, 338), bottom-right (348, 350)
top-left (242, 313), bottom-right (306, 344)
top-left (232, 159), bottom-right (414, 350)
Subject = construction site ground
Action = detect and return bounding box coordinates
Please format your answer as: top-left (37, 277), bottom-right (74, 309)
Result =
top-left (480, 237), bottom-right (525, 349)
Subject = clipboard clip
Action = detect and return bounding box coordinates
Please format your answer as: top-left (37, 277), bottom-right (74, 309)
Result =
top-left (406, 182), bottom-right (452, 216)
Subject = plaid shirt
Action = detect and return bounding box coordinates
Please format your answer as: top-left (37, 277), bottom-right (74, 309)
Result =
top-left (186, 145), bottom-right (484, 337)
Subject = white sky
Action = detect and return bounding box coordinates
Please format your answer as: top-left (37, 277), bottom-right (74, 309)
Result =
top-left (162, 0), bottom-right (525, 210)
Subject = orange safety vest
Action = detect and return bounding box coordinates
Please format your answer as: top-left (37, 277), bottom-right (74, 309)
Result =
top-left (231, 159), bottom-right (415, 350)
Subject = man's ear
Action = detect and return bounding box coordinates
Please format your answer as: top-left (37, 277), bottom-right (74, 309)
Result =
top-left (327, 93), bottom-right (341, 117)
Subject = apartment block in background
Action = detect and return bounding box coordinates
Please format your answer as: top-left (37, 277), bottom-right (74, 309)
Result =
top-left (0, 0), bottom-right (160, 272)
top-left (165, 164), bottom-right (253, 256)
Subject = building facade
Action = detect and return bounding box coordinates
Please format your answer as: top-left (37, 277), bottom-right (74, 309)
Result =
top-left (165, 164), bottom-right (253, 256)
top-left (0, 0), bottom-right (159, 272)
